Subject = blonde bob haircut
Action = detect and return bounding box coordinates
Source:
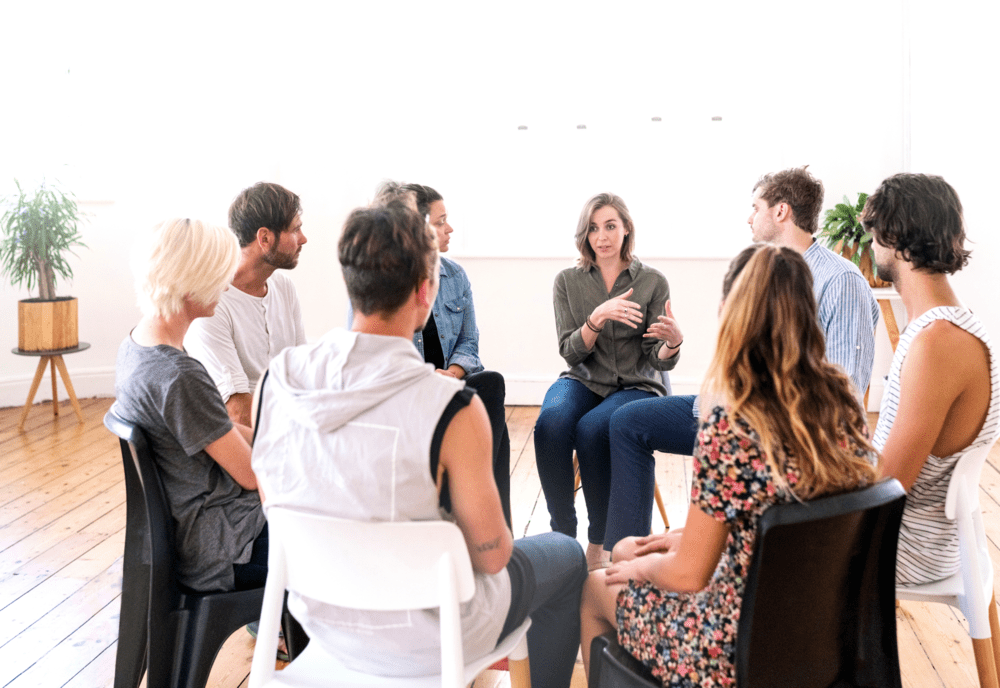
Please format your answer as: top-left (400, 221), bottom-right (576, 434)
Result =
top-left (574, 193), bottom-right (635, 269)
top-left (133, 218), bottom-right (240, 318)
top-left (701, 245), bottom-right (877, 500)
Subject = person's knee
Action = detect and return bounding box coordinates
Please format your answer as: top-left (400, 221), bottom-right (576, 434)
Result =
top-left (609, 404), bottom-right (641, 447)
top-left (576, 412), bottom-right (610, 451)
top-left (581, 568), bottom-right (616, 624)
top-left (526, 532), bottom-right (587, 582)
top-left (535, 403), bottom-right (577, 440)
top-left (611, 536), bottom-right (641, 563)
top-left (468, 370), bottom-right (505, 408)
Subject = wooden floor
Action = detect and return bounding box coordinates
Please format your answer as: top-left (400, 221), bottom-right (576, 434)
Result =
top-left (1, 397), bottom-right (998, 687)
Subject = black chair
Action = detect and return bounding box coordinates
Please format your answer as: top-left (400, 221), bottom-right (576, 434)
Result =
top-left (105, 411), bottom-right (305, 688)
top-left (589, 479), bottom-right (907, 688)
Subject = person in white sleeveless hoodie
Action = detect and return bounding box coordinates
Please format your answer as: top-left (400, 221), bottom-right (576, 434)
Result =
top-left (862, 173), bottom-right (999, 585)
top-left (251, 201), bottom-right (587, 686)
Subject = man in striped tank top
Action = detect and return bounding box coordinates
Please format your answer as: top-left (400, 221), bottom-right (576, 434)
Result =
top-left (863, 173), bottom-right (999, 585)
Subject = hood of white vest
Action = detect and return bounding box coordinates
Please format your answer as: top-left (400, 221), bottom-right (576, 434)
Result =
top-left (265, 328), bottom-right (439, 433)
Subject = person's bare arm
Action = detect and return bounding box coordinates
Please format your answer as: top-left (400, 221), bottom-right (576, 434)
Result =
top-left (204, 427), bottom-right (256, 490)
top-left (440, 395), bottom-right (512, 574)
top-left (878, 321), bottom-right (989, 491)
top-left (226, 392), bottom-right (253, 427)
top-left (603, 505), bottom-right (728, 593)
top-left (233, 421), bottom-right (254, 445)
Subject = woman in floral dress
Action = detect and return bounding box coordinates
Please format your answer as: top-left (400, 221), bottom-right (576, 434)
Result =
top-left (580, 245), bottom-right (879, 687)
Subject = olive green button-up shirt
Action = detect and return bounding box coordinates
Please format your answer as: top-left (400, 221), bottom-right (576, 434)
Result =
top-left (553, 258), bottom-right (678, 398)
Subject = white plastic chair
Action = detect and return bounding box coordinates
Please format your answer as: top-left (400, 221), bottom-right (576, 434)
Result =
top-left (248, 509), bottom-right (531, 688)
top-left (896, 435), bottom-right (1000, 688)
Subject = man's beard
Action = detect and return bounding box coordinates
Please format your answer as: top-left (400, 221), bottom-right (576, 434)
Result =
top-left (263, 246), bottom-right (297, 269)
top-left (875, 257), bottom-right (896, 283)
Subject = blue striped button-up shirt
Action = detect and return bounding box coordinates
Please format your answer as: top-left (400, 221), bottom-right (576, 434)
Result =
top-left (803, 241), bottom-right (879, 400)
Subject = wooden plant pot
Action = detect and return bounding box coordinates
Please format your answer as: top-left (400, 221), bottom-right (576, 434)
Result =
top-left (837, 242), bottom-right (892, 289)
top-left (18, 297), bottom-right (79, 352)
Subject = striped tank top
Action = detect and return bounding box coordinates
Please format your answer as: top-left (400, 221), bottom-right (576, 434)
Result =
top-left (872, 306), bottom-right (1000, 586)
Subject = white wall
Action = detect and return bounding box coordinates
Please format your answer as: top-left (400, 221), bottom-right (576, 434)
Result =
top-left (0, 0), bottom-right (994, 409)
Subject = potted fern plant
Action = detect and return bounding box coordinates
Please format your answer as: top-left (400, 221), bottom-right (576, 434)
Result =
top-left (817, 192), bottom-right (889, 289)
top-left (1, 179), bottom-right (88, 351)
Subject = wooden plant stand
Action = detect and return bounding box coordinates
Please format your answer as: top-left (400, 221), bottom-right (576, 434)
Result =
top-left (12, 342), bottom-right (91, 432)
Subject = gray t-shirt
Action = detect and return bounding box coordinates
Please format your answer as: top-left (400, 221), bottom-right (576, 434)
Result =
top-left (111, 335), bottom-right (266, 591)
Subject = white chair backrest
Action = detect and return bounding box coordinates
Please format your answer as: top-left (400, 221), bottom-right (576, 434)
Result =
top-left (265, 507), bottom-right (478, 611)
top-left (945, 434), bottom-right (1000, 520)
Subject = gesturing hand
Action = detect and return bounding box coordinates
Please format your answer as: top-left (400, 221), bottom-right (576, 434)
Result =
top-left (644, 299), bottom-right (683, 348)
top-left (591, 288), bottom-right (644, 330)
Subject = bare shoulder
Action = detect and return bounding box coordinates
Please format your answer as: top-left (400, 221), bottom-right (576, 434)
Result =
top-left (907, 318), bottom-right (989, 373)
top-left (439, 394), bottom-right (491, 469)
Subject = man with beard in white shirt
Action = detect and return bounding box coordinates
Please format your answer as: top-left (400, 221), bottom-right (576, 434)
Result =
top-left (186, 182), bottom-right (308, 426)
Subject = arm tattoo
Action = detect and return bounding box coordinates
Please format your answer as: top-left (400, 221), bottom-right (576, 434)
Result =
top-left (473, 537), bottom-right (502, 553)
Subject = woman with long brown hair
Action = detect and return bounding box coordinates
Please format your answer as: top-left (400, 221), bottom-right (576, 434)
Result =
top-left (580, 244), bottom-right (878, 687)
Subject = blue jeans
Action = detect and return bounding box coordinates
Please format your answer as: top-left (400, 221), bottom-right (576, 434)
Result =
top-left (534, 378), bottom-right (655, 544)
top-left (603, 394), bottom-right (699, 550)
top-left (500, 532), bottom-right (588, 688)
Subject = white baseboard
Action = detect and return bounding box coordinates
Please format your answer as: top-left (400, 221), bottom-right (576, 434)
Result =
top-left (0, 367), bottom-right (116, 410)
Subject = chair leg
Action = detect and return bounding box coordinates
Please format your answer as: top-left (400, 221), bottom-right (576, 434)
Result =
top-left (653, 484), bottom-right (669, 531)
top-left (972, 633), bottom-right (1000, 688)
top-left (989, 592), bottom-right (1000, 687)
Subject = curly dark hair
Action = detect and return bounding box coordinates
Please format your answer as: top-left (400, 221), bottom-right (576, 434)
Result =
top-left (753, 167), bottom-right (824, 235)
top-left (861, 173), bottom-right (970, 274)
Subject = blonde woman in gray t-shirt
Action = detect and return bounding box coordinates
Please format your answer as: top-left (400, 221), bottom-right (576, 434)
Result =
top-left (534, 193), bottom-right (682, 570)
top-left (112, 218), bottom-right (266, 592)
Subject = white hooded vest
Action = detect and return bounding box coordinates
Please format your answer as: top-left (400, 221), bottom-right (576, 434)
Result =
top-left (251, 328), bottom-right (511, 676)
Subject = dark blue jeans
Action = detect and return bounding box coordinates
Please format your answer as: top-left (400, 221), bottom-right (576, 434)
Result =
top-left (534, 378), bottom-right (655, 544)
top-left (604, 394), bottom-right (699, 550)
top-left (499, 532), bottom-right (588, 688)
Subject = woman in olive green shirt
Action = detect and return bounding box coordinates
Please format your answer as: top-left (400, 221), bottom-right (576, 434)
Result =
top-left (534, 193), bottom-right (681, 569)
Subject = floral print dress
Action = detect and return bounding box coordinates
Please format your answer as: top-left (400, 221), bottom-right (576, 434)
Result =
top-left (615, 406), bottom-right (801, 688)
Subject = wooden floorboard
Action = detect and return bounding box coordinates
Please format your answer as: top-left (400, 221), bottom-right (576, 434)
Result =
top-left (0, 399), bottom-right (995, 687)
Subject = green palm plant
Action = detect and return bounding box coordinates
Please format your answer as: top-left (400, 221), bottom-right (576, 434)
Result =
top-left (0, 179), bottom-right (87, 300)
top-left (817, 192), bottom-right (884, 284)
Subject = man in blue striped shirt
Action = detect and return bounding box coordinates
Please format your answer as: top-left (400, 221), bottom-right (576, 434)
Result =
top-left (603, 167), bottom-right (879, 554)
top-left (749, 166), bottom-right (879, 398)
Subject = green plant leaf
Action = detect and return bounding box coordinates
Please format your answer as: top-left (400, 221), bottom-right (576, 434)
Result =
top-left (0, 178), bottom-right (88, 297)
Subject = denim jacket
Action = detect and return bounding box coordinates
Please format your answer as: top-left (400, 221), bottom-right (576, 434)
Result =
top-left (413, 256), bottom-right (483, 375)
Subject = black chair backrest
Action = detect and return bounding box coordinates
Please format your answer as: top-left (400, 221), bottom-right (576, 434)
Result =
top-left (736, 478), bottom-right (906, 688)
top-left (105, 411), bottom-right (184, 683)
